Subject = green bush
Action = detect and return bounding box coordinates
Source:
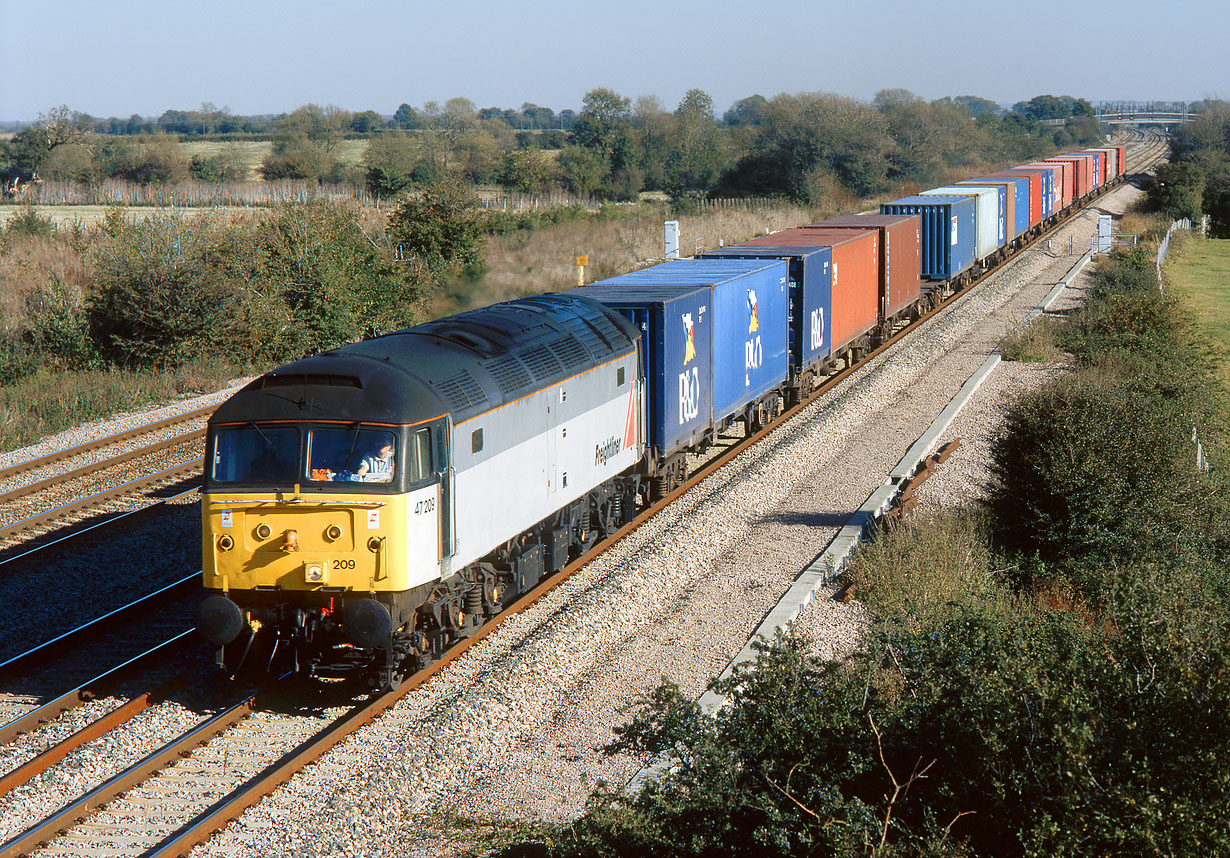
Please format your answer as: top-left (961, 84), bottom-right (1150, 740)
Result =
top-left (88, 211), bottom-right (226, 367)
top-left (517, 577), bottom-right (1230, 858)
top-left (86, 202), bottom-right (423, 369)
top-left (986, 360), bottom-right (1221, 573)
top-left (387, 180), bottom-right (487, 282)
top-left (250, 201), bottom-right (423, 359)
top-left (4, 205), bottom-right (56, 239)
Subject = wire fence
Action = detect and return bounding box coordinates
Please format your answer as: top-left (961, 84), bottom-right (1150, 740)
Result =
top-left (10, 178), bottom-right (785, 217)
top-left (20, 178), bottom-right (377, 208)
top-left (1156, 217), bottom-right (1193, 293)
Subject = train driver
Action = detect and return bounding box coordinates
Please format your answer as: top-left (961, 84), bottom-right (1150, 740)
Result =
top-left (356, 442), bottom-right (395, 482)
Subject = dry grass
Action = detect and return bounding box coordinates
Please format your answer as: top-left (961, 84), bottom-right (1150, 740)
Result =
top-left (443, 201), bottom-right (824, 314)
top-left (1116, 210), bottom-right (1166, 244)
top-left (0, 204), bottom-right (245, 228)
top-left (999, 315), bottom-right (1066, 363)
top-left (0, 360), bottom-right (241, 453)
top-left (0, 232), bottom-right (93, 333)
top-left (848, 508), bottom-right (1009, 623)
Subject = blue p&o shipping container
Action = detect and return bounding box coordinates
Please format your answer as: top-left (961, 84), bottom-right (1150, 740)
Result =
top-left (569, 285), bottom-right (713, 457)
top-left (1001, 168), bottom-right (1054, 217)
top-left (971, 176), bottom-right (1029, 240)
top-left (880, 195), bottom-right (977, 281)
top-left (699, 246), bottom-right (832, 373)
top-left (589, 259), bottom-right (789, 428)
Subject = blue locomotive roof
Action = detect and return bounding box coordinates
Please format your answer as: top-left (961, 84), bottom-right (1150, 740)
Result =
top-left (211, 294), bottom-right (639, 426)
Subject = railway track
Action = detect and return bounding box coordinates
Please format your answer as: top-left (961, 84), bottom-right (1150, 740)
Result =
top-left (0, 409), bottom-right (210, 560)
top-left (1, 136), bottom-right (1167, 858)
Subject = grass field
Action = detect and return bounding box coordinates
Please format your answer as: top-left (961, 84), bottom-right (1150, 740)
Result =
top-left (179, 139), bottom-right (369, 179)
top-left (1166, 235), bottom-right (1230, 389)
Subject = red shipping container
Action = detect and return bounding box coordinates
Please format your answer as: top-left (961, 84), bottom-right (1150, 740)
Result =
top-left (1024, 161), bottom-right (1069, 210)
top-left (806, 215), bottom-right (921, 320)
top-left (741, 228), bottom-right (879, 353)
top-left (1045, 156), bottom-right (1090, 201)
top-left (1064, 154), bottom-right (1096, 196)
top-left (1115, 145), bottom-right (1127, 177)
top-left (984, 170), bottom-right (1042, 227)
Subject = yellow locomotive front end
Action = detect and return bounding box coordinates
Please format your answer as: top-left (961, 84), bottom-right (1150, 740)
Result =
top-left (197, 415), bottom-right (451, 684)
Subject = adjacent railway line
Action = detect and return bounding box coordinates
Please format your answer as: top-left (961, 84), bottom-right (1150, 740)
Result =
top-left (0, 136), bottom-right (1167, 858)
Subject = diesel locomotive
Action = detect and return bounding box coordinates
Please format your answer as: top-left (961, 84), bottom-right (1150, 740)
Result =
top-left (197, 294), bottom-right (645, 687)
top-left (196, 142), bottom-right (1129, 687)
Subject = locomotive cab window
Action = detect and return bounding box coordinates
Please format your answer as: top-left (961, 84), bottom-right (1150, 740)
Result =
top-left (211, 425), bottom-right (300, 484)
top-left (406, 428), bottom-right (432, 484)
top-left (306, 426), bottom-right (399, 484)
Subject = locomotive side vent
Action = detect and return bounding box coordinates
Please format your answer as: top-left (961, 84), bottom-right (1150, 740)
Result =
top-left (549, 335), bottom-right (590, 371)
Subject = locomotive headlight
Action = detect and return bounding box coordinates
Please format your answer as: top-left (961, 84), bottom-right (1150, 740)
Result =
top-left (217, 534), bottom-right (234, 551)
top-left (325, 524), bottom-right (342, 541)
top-left (255, 523), bottom-right (272, 540)
top-left (305, 562), bottom-right (326, 583)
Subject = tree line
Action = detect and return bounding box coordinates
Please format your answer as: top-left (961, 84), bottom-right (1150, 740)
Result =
top-left (1144, 100), bottom-right (1230, 235)
top-left (3, 89), bottom-right (1106, 205)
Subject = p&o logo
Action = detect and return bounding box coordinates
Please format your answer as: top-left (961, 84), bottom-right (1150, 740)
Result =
top-left (678, 312), bottom-right (700, 425)
top-left (747, 289), bottom-right (759, 333)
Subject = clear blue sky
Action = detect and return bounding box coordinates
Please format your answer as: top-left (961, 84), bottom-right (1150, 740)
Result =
top-left (1, 0), bottom-right (1225, 122)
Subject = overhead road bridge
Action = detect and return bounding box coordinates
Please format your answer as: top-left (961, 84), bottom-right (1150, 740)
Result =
top-left (1096, 111), bottom-right (1196, 127)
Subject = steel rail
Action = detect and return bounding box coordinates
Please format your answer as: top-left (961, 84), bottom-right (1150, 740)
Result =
top-left (0, 429), bottom-right (205, 507)
top-left (0, 406), bottom-right (213, 486)
top-left (0, 688), bottom-right (259, 858)
top-left (0, 639), bottom-right (195, 799)
top-left (0, 485), bottom-right (200, 569)
top-left (0, 573), bottom-right (199, 683)
top-left (0, 456), bottom-right (203, 544)
top-left (0, 630), bottom-right (196, 747)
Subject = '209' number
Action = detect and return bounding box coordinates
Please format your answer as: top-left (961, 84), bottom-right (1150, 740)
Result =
top-left (414, 497), bottom-right (435, 515)
top-left (333, 559), bottom-right (356, 569)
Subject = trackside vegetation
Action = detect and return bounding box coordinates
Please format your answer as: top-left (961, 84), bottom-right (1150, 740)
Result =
top-left (479, 243), bottom-right (1230, 855)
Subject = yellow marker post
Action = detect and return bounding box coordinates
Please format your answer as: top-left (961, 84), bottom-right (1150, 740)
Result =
top-left (575, 255), bottom-right (588, 286)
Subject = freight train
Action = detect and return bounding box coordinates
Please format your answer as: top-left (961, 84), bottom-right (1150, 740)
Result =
top-left (195, 144), bottom-right (1128, 687)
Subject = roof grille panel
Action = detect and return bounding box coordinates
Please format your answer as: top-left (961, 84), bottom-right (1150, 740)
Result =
top-left (518, 345), bottom-right (563, 381)
top-left (550, 335), bottom-right (591, 371)
top-left (435, 370), bottom-right (489, 411)
top-left (484, 356), bottom-right (533, 396)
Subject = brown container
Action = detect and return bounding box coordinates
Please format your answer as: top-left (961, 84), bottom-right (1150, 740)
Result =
top-left (742, 228), bottom-right (879, 352)
top-left (805, 215), bottom-right (921, 321)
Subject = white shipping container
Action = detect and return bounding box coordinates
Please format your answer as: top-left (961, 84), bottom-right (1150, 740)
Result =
top-left (921, 186), bottom-right (1000, 263)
